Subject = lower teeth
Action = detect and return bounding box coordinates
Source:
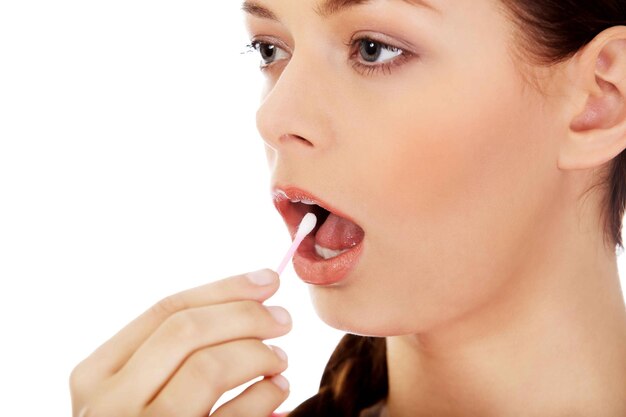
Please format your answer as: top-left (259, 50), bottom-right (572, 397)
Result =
top-left (314, 243), bottom-right (349, 260)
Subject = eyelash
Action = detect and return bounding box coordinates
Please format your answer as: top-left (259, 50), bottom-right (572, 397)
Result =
top-left (244, 37), bottom-right (414, 77)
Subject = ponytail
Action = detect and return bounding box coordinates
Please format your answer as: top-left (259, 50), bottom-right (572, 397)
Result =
top-left (288, 334), bottom-right (388, 417)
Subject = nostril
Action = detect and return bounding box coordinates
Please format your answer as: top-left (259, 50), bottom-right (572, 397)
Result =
top-left (281, 133), bottom-right (314, 147)
top-left (297, 136), bottom-right (314, 146)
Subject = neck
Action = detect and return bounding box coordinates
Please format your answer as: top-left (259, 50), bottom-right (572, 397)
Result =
top-left (385, 215), bottom-right (626, 416)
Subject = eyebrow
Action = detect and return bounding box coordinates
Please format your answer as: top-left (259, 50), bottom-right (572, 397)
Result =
top-left (241, 0), bottom-right (438, 21)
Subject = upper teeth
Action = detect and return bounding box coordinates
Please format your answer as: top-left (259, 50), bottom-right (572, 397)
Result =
top-left (290, 198), bottom-right (317, 205)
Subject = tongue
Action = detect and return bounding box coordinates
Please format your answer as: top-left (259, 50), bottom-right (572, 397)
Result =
top-left (314, 212), bottom-right (365, 250)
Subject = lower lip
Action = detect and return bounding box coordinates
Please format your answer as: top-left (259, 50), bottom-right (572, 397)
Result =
top-left (292, 233), bottom-right (364, 286)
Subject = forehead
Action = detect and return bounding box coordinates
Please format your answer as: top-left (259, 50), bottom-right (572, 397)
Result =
top-left (241, 0), bottom-right (440, 21)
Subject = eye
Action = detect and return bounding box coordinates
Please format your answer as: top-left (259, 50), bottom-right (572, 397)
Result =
top-left (242, 36), bottom-right (415, 76)
top-left (348, 37), bottom-right (413, 76)
top-left (245, 40), bottom-right (290, 69)
top-left (356, 39), bottom-right (403, 64)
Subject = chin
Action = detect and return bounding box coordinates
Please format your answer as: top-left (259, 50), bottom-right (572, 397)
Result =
top-left (308, 292), bottom-right (420, 337)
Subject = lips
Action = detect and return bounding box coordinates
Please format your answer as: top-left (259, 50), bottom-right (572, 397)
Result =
top-left (271, 184), bottom-right (366, 285)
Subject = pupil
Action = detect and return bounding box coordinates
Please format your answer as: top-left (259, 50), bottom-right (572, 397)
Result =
top-left (360, 40), bottom-right (380, 62)
top-left (261, 44), bottom-right (275, 61)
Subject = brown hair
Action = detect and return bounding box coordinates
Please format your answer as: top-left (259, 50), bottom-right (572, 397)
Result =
top-left (289, 1), bottom-right (626, 416)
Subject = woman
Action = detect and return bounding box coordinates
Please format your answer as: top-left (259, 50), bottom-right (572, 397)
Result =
top-left (70, 0), bottom-right (626, 416)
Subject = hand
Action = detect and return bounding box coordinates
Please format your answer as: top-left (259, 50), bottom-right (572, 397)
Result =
top-left (70, 269), bottom-right (291, 417)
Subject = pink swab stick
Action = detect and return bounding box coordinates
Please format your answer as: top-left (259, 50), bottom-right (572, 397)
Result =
top-left (276, 212), bottom-right (317, 276)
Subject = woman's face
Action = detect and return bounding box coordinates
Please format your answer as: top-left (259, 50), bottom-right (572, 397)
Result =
top-left (245, 0), bottom-right (570, 336)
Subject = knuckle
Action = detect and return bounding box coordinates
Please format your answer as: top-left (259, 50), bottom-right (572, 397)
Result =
top-left (228, 301), bottom-right (269, 334)
top-left (165, 310), bottom-right (201, 341)
top-left (151, 294), bottom-right (186, 319)
top-left (69, 361), bottom-right (92, 394)
top-left (235, 300), bottom-right (265, 323)
top-left (240, 340), bottom-right (288, 371)
top-left (69, 365), bottom-right (83, 391)
top-left (239, 299), bottom-right (262, 314)
top-left (188, 349), bottom-right (225, 391)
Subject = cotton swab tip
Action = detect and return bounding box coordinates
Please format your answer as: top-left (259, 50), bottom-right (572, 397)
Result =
top-left (276, 212), bottom-right (318, 276)
top-left (295, 212), bottom-right (318, 239)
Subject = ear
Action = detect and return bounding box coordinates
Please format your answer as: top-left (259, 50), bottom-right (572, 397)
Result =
top-left (558, 26), bottom-right (626, 170)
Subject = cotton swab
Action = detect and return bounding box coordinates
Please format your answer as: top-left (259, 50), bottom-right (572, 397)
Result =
top-left (276, 212), bottom-right (318, 276)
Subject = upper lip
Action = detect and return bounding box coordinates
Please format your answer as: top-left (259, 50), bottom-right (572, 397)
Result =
top-left (271, 184), bottom-right (360, 239)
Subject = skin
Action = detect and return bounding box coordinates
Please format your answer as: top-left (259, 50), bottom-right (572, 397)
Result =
top-left (70, 269), bottom-right (292, 417)
top-left (247, 0), bottom-right (626, 415)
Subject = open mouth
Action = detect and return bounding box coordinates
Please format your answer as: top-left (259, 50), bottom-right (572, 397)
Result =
top-left (272, 186), bottom-right (365, 260)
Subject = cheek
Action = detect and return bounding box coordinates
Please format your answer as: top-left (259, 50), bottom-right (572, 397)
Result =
top-left (357, 79), bottom-right (538, 232)
top-left (337, 65), bottom-right (559, 331)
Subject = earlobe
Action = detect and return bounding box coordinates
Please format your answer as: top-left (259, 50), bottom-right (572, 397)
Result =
top-left (558, 26), bottom-right (626, 170)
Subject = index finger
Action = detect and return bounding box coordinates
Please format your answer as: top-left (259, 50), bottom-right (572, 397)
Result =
top-left (77, 269), bottom-right (279, 380)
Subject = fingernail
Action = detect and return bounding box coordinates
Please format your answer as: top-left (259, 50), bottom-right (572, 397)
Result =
top-left (247, 269), bottom-right (276, 286)
top-left (269, 345), bottom-right (288, 362)
top-left (266, 306), bottom-right (291, 325)
top-left (269, 374), bottom-right (290, 391)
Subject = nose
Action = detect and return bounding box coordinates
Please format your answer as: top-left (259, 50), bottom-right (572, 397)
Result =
top-left (255, 51), bottom-right (333, 152)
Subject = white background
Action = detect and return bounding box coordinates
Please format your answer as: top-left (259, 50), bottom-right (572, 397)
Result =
top-left (0, 1), bottom-right (624, 416)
